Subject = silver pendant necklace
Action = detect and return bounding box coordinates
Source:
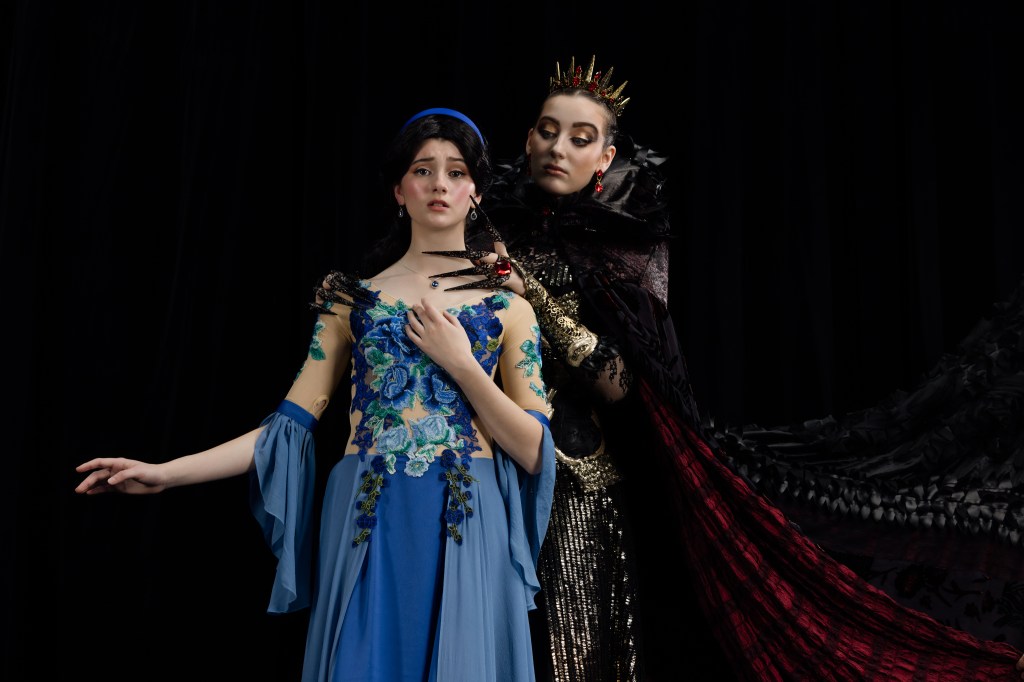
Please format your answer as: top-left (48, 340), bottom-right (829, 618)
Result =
top-left (397, 259), bottom-right (441, 288)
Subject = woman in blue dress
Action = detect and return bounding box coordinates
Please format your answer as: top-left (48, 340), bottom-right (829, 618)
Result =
top-left (74, 108), bottom-right (556, 682)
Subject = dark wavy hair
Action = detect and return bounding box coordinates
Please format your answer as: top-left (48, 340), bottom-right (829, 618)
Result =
top-left (359, 113), bottom-right (493, 277)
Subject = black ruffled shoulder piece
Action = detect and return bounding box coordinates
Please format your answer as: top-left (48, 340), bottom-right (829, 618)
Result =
top-left (488, 134), bottom-right (672, 241)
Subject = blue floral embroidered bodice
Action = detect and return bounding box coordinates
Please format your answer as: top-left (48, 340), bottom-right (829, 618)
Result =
top-left (338, 285), bottom-right (523, 545)
top-left (347, 286), bottom-right (513, 473)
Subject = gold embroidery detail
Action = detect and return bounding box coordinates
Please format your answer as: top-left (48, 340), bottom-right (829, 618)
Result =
top-left (520, 265), bottom-right (599, 368)
top-left (554, 445), bottom-right (622, 492)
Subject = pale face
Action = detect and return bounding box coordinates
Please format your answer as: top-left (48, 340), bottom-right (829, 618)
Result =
top-left (525, 94), bottom-right (617, 196)
top-left (393, 138), bottom-right (480, 234)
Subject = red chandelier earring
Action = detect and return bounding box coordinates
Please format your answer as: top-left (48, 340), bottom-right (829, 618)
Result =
top-left (594, 169), bottom-right (604, 193)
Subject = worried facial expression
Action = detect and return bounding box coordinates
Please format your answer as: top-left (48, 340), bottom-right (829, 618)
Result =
top-left (394, 138), bottom-right (480, 233)
top-left (526, 94), bottom-right (617, 196)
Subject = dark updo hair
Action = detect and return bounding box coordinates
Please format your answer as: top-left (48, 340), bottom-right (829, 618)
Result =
top-left (360, 112), bottom-right (493, 276)
top-left (381, 113), bottom-right (492, 194)
top-left (545, 88), bottom-right (620, 148)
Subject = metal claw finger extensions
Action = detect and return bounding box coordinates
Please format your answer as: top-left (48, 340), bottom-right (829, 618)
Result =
top-left (430, 264), bottom-right (495, 279)
top-left (442, 257), bottom-right (512, 291)
top-left (441, 273), bottom-right (511, 291)
top-left (469, 196), bottom-right (504, 243)
top-left (422, 249), bottom-right (493, 261)
top-left (421, 254), bottom-right (514, 292)
top-left (310, 270), bottom-right (374, 314)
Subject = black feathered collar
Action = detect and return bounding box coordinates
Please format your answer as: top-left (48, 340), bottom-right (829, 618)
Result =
top-left (486, 134), bottom-right (672, 241)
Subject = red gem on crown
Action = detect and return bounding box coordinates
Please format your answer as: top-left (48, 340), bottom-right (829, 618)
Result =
top-left (548, 55), bottom-right (630, 117)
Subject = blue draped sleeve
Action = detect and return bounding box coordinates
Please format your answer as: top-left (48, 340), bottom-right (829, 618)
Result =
top-left (249, 399), bottom-right (318, 614)
top-left (495, 409), bottom-right (556, 610)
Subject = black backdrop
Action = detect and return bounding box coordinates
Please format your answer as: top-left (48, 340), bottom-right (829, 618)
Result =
top-left (3, 2), bottom-right (1023, 680)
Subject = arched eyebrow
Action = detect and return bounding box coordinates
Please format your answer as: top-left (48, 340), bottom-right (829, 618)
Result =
top-left (537, 115), bottom-right (600, 134)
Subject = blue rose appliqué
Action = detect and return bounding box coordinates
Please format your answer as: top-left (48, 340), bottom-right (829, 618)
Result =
top-left (421, 365), bottom-right (459, 413)
top-left (377, 363), bottom-right (416, 410)
top-left (412, 414), bottom-right (455, 447)
top-left (367, 315), bottom-right (416, 358)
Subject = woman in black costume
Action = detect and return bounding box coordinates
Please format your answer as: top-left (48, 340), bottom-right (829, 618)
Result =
top-left (479, 62), bottom-right (723, 681)
top-left (468, 59), bottom-right (694, 681)
top-left (427, 55), bottom-right (1024, 680)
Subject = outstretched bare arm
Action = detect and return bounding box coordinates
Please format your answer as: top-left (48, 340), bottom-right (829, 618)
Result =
top-left (74, 427), bottom-right (263, 495)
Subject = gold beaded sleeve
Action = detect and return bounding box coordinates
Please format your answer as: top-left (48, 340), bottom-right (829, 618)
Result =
top-left (514, 260), bottom-right (632, 401)
top-left (519, 266), bottom-right (599, 368)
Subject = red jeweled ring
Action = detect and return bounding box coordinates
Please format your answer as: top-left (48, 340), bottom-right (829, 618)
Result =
top-left (494, 257), bottom-right (512, 277)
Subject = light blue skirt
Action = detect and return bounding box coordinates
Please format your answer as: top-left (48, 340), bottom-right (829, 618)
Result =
top-left (251, 404), bottom-right (555, 682)
top-left (305, 454), bottom-right (536, 682)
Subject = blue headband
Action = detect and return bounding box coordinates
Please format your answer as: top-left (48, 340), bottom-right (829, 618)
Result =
top-left (399, 107), bottom-right (485, 144)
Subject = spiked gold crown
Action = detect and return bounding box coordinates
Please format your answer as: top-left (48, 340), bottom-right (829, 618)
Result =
top-left (548, 55), bottom-right (630, 117)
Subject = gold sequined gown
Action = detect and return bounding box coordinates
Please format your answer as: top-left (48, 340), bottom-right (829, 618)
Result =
top-left (512, 235), bottom-right (643, 682)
